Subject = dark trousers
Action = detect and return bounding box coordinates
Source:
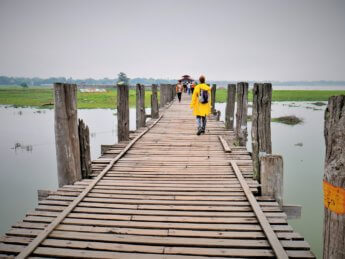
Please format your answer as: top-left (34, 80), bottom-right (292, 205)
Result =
top-left (177, 92), bottom-right (182, 102)
top-left (196, 116), bottom-right (207, 130)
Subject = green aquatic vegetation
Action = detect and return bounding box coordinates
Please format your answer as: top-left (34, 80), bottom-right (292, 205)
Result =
top-left (0, 87), bottom-right (154, 109)
top-left (272, 115), bottom-right (303, 125)
top-left (0, 87), bottom-right (345, 109)
top-left (216, 89), bottom-right (345, 102)
top-left (311, 101), bottom-right (326, 106)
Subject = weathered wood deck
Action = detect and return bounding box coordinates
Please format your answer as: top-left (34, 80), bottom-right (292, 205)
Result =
top-left (0, 95), bottom-right (314, 258)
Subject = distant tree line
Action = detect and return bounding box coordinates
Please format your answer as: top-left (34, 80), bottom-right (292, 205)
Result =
top-left (0, 75), bottom-right (180, 87)
top-left (0, 75), bottom-right (344, 87)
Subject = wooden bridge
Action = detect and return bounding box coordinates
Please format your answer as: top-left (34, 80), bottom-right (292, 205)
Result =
top-left (0, 93), bottom-right (315, 258)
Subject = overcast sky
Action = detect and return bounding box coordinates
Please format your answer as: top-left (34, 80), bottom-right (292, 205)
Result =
top-left (0, 0), bottom-right (344, 81)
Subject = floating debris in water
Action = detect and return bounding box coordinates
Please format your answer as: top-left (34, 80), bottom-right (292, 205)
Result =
top-left (305, 106), bottom-right (322, 111)
top-left (311, 102), bottom-right (326, 106)
top-left (34, 110), bottom-right (45, 114)
top-left (12, 142), bottom-right (33, 152)
top-left (272, 115), bottom-right (303, 125)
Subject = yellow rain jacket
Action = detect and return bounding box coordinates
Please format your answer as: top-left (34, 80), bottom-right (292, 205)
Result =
top-left (190, 83), bottom-right (211, 116)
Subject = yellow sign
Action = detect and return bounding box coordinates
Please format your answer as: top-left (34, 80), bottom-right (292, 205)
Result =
top-left (323, 181), bottom-right (345, 214)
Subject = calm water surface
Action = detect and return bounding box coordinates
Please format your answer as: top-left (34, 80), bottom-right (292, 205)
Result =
top-left (0, 103), bottom-right (324, 257)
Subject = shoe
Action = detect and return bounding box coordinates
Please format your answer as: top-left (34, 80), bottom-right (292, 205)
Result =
top-left (196, 129), bottom-right (202, 135)
top-left (201, 129), bottom-right (205, 134)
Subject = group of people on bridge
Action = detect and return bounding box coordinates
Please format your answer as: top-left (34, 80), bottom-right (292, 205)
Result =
top-left (176, 75), bottom-right (212, 136)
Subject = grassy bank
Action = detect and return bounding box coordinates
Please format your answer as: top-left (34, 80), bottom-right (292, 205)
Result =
top-left (0, 88), bottom-right (153, 109)
top-left (216, 89), bottom-right (345, 102)
top-left (0, 87), bottom-right (344, 109)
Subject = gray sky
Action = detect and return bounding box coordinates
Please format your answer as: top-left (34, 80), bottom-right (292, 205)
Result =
top-left (0, 0), bottom-right (344, 81)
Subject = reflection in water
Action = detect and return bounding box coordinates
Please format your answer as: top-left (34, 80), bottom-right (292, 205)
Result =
top-left (0, 104), bottom-right (321, 257)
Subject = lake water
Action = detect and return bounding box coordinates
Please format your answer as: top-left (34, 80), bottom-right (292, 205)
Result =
top-left (0, 102), bottom-right (325, 258)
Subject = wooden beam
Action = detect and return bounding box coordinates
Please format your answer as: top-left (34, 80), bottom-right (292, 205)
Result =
top-left (323, 95), bottom-right (345, 259)
top-left (260, 154), bottom-right (283, 208)
top-left (251, 83), bottom-right (272, 181)
top-left (136, 84), bottom-right (146, 129)
top-left (283, 204), bottom-right (302, 220)
top-left (211, 84), bottom-right (216, 114)
top-left (218, 136), bottom-right (231, 153)
top-left (225, 84), bottom-right (236, 130)
top-left (235, 82), bottom-right (248, 146)
top-left (54, 83), bottom-right (81, 187)
top-left (117, 83), bottom-right (129, 142)
top-left (78, 119), bottom-right (91, 179)
top-left (37, 190), bottom-right (53, 202)
top-left (151, 84), bottom-right (159, 119)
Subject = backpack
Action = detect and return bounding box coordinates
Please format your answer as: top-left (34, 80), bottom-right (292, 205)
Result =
top-left (199, 89), bottom-right (209, 104)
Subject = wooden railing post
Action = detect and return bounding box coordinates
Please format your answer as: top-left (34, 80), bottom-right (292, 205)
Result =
top-left (136, 84), bottom-right (146, 129)
top-left (117, 83), bottom-right (129, 142)
top-left (167, 84), bottom-right (172, 103)
top-left (167, 84), bottom-right (171, 102)
top-left (260, 155), bottom-right (283, 208)
top-left (151, 84), bottom-right (159, 119)
top-left (211, 84), bottom-right (216, 114)
top-left (160, 84), bottom-right (165, 108)
top-left (172, 84), bottom-right (176, 100)
top-left (235, 82), bottom-right (248, 146)
top-left (54, 83), bottom-right (81, 187)
top-left (251, 83), bottom-right (272, 181)
top-left (225, 84), bottom-right (236, 130)
top-left (323, 95), bottom-right (345, 259)
top-left (170, 84), bottom-right (175, 102)
top-left (78, 119), bottom-right (91, 179)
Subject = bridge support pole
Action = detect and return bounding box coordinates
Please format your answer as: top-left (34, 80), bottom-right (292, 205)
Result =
top-left (225, 84), bottom-right (236, 130)
top-left (136, 84), bottom-right (146, 129)
top-left (211, 84), bottom-right (216, 114)
top-left (235, 82), bottom-right (248, 146)
top-left (260, 155), bottom-right (283, 208)
top-left (54, 83), bottom-right (81, 187)
top-left (251, 83), bottom-right (272, 181)
top-left (172, 84), bottom-right (176, 99)
top-left (151, 84), bottom-right (159, 119)
top-left (323, 95), bottom-right (345, 259)
top-left (160, 84), bottom-right (165, 108)
top-left (78, 119), bottom-right (91, 179)
top-left (170, 84), bottom-right (175, 102)
top-left (167, 84), bottom-right (172, 102)
top-left (117, 83), bottom-right (129, 142)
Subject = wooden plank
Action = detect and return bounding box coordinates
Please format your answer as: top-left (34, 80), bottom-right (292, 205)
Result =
top-left (45, 230), bottom-right (310, 249)
top-left (218, 136), bottom-right (231, 152)
top-left (32, 247), bottom-right (222, 259)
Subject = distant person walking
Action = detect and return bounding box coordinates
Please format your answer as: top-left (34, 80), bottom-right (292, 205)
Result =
top-left (190, 75), bottom-right (211, 135)
top-left (176, 80), bottom-right (183, 102)
top-left (187, 82), bottom-right (191, 95)
top-left (191, 81), bottom-right (196, 94)
top-left (183, 83), bottom-right (187, 93)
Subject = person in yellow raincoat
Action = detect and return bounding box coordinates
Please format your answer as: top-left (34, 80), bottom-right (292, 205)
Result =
top-left (190, 75), bottom-right (211, 135)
